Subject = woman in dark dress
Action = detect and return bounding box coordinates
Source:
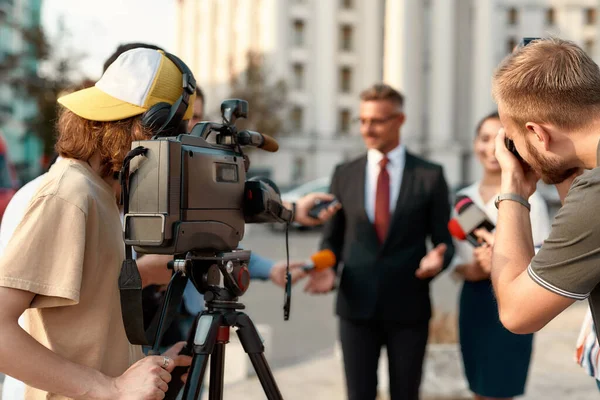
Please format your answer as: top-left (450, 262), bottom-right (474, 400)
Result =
top-left (452, 112), bottom-right (551, 399)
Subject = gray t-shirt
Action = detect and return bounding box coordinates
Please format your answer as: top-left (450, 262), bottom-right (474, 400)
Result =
top-left (528, 148), bottom-right (600, 300)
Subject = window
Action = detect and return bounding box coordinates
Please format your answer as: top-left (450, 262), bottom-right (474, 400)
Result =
top-left (545, 8), bottom-right (555, 26)
top-left (586, 8), bottom-right (597, 26)
top-left (340, 25), bottom-right (353, 52)
top-left (341, 0), bottom-right (352, 9)
top-left (339, 109), bottom-right (351, 134)
top-left (507, 7), bottom-right (518, 26)
top-left (585, 39), bottom-right (595, 56)
top-left (291, 106), bottom-right (303, 131)
top-left (293, 20), bottom-right (305, 47)
top-left (507, 37), bottom-right (518, 54)
top-left (340, 67), bottom-right (352, 93)
top-left (292, 63), bottom-right (304, 90)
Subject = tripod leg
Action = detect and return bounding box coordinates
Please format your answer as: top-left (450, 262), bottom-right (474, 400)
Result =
top-left (165, 313), bottom-right (223, 400)
top-left (235, 313), bottom-right (284, 400)
top-left (208, 342), bottom-right (226, 400)
top-left (182, 353), bottom-right (210, 400)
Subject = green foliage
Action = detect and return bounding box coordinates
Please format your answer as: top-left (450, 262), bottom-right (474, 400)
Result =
top-left (0, 12), bottom-right (85, 158)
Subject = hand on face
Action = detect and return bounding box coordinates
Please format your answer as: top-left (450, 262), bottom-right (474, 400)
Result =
top-left (495, 128), bottom-right (539, 198)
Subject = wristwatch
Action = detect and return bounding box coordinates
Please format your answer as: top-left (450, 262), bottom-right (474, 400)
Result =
top-left (494, 193), bottom-right (531, 211)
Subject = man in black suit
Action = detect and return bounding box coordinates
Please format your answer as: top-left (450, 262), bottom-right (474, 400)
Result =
top-left (305, 83), bottom-right (455, 400)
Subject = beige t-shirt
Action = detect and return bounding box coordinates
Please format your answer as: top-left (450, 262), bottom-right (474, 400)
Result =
top-left (0, 159), bottom-right (143, 400)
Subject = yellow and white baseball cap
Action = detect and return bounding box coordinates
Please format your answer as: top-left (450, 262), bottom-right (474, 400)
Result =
top-left (58, 48), bottom-right (195, 122)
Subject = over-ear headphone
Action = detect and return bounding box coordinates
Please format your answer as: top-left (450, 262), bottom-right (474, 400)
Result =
top-left (141, 52), bottom-right (196, 137)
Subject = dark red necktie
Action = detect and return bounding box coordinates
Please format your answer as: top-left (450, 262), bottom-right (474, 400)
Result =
top-left (374, 157), bottom-right (390, 243)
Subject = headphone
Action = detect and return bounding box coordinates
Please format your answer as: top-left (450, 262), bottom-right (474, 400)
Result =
top-left (140, 52), bottom-right (197, 137)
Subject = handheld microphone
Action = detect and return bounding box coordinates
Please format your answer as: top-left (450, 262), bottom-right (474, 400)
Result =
top-left (237, 130), bottom-right (279, 152)
top-left (302, 249), bottom-right (337, 272)
top-left (448, 195), bottom-right (495, 247)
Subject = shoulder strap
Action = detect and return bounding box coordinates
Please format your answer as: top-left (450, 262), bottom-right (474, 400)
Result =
top-left (117, 147), bottom-right (192, 348)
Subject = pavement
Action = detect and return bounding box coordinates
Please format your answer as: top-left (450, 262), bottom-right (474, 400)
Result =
top-left (197, 302), bottom-right (599, 400)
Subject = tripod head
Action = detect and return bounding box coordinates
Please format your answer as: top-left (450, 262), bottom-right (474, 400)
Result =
top-left (170, 250), bottom-right (251, 306)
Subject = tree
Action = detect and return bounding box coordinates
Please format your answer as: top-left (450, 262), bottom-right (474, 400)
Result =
top-left (227, 51), bottom-right (287, 139)
top-left (0, 11), bottom-right (85, 168)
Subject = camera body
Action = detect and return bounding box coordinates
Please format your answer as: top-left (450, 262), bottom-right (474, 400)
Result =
top-left (122, 99), bottom-right (290, 255)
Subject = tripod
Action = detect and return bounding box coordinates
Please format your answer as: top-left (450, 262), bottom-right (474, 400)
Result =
top-left (151, 252), bottom-right (284, 400)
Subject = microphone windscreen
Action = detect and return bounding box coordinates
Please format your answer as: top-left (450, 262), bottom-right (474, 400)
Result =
top-left (448, 219), bottom-right (467, 240)
top-left (259, 134), bottom-right (279, 152)
top-left (310, 249), bottom-right (337, 271)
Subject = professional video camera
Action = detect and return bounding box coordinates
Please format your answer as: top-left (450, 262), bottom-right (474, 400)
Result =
top-left (123, 98), bottom-right (291, 255)
top-left (119, 99), bottom-right (290, 399)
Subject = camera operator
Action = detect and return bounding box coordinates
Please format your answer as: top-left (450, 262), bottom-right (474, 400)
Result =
top-left (474, 37), bottom-right (600, 336)
top-left (0, 48), bottom-right (197, 399)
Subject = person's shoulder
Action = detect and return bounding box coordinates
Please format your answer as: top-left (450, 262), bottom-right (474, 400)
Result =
top-left (333, 154), bottom-right (367, 175)
top-left (566, 168), bottom-right (600, 202)
top-left (574, 167), bottom-right (600, 187)
top-left (407, 151), bottom-right (443, 172)
top-left (34, 159), bottom-right (101, 213)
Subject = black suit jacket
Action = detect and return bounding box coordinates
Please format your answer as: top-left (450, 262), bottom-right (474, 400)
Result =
top-left (321, 151), bottom-right (455, 323)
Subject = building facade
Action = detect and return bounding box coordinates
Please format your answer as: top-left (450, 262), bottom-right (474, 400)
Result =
top-left (0, 0), bottom-right (43, 183)
top-left (176, 0), bottom-right (600, 190)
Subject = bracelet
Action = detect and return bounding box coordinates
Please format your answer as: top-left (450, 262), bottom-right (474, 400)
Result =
top-left (494, 193), bottom-right (531, 211)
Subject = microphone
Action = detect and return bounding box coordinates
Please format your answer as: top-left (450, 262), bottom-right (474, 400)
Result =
top-left (259, 133), bottom-right (279, 152)
top-left (301, 249), bottom-right (337, 272)
top-left (237, 130), bottom-right (279, 152)
top-left (448, 195), bottom-right (495, 247)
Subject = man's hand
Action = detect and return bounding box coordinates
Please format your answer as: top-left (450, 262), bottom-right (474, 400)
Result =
top-left (111, 355), bottom-right (177, 399)
top-left (161, 341), bottom-right (193, 385)
top-left (415, 244), bottom-right (447, 279)
top-left (269, 260), bottom-right (308, 288)
top-left (304, 268), bottom-right (336, 294)
top-left (291, 193), bottom-right (342, 227)
top-left (495, 128), bottom-right (539, 199)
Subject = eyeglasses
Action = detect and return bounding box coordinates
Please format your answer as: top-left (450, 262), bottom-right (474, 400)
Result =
top-left (353, 114), bottom-right (401, 126)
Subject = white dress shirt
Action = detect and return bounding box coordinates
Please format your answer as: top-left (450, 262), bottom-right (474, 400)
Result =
top-left (365, 144), bottom-right (406, 223)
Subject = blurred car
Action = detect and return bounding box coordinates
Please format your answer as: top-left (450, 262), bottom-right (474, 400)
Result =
top-left (280, 177), bottom-right (331, 204)
top-left (271, 177), bottom-right (331, 231)
top-left (0, 134), bottom-right (18, 221)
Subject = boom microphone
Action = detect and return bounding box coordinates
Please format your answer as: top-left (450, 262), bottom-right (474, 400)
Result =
top-left (302, 249), bottom-right (337, 272)
top-left (448, 195), bottom-right (495, 247)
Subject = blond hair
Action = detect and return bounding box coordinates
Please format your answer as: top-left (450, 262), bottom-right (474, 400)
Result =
top-left (492, 37), bottom-right (600, 130)
top-left (360, 83), bottom-right (404, 110)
